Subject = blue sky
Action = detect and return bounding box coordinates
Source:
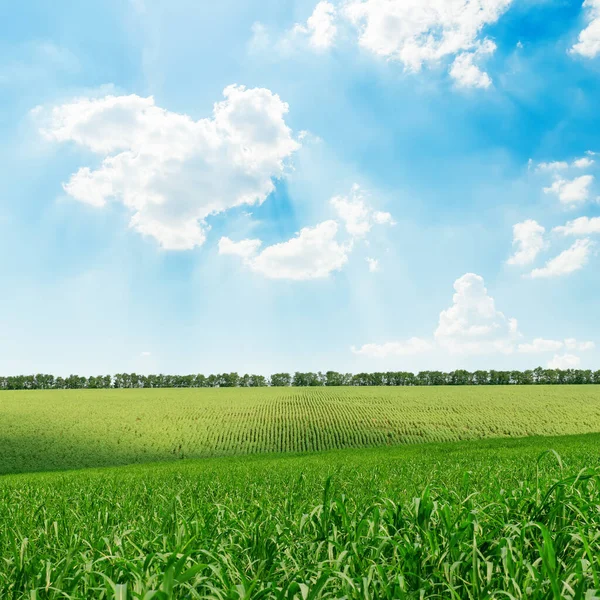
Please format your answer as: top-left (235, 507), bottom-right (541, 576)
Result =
top-left (1, 0), bottom-right (600, 375)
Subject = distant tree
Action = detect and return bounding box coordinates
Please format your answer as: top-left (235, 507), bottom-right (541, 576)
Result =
top-left (250, 375), bottom-right (267, 387)
top-left (270, 373), bottom-right (291, 387)
top-left (325, 371), bottom-right (345, 386)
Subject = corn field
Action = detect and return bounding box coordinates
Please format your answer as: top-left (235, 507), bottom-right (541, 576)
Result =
top-left (2, 386), bottom-right (600, 474)
top-left (1, 434), bottom-right (600, 598)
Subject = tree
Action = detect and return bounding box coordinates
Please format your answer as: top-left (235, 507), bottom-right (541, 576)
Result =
top-left (270, 373), bottom-right (291, 387)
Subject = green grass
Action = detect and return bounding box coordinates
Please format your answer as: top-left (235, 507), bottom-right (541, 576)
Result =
top-left (1, 433), bottom-right (600, 599)
top-left (2, 385), bottom-right (600, 474)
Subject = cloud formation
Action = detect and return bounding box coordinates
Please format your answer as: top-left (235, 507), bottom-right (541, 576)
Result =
top-left (344, 0), bottom-right (512, 86)
top-left (553, 216), bottom-right (600, 236)
top-left (570, 0), bottom-right (600, 58)
top-left (292, 1), bottom-right (338, 50)
top-left (36, 85), bottom-right (300, 249)
top-left (219, 220), bottom-right (351, 280)
top-left (507, 219), bottom-right (545, 266)
top-left (330, 184), bottom-right (393, 237)
top-left (220, 185), bottom-right (393, 280)
top-left (543, 175), bottom-right (594, 207)
top-left (529, 239), bottom-right (594, 278)
top-left (547, 353), bottom-right (581, 369)
top-left (352, 273), bottom-right (595, 360)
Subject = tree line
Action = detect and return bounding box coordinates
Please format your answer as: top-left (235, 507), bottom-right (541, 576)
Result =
top-left (1, 368), bottom-right (600, 390)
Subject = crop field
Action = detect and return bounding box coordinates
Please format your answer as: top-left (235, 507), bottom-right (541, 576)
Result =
top-left (1, 433), bottom-right (600, 599)
top-left (2, 385), bottom-right (600, 474)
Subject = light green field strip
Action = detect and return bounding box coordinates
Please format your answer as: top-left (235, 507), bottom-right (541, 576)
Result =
top-left (2, 385), bottom-right (600, 474)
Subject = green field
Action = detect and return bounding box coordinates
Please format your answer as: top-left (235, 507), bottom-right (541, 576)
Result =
top-left (1, 433), bottom-right (600, 598)
top-left (3, 386), bottom-right (600, 598)
top-left (3, 385), bottom-right (600, 474)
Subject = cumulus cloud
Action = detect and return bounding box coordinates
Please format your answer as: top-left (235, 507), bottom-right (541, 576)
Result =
top-left (351, 338), bottom-right (432, 357)
top-left (344, 0), bottom-right (511, 86)
top-left (553, 216), bottom-right (600, 236)
top-left (543, 175), bottom-right (594, 206)
top-left (507, 219), bottom-right (546, 266)
top-left (219, 220), bottom-right (351, 280)
top-left (330, 184), bottom-right (394, 237)
top-left (36, 85), bottom-right (300, 249)
top-left (449, 40), bottom-right (496, 88)
top-left (570, 0), bottom-right (600, 58)
top-left (293, 1), bottom-right (338, 49)
top-left (352, 272), bottom-right (595, 360)
top-left (547, 353), bottom-right (581, 369)
top-left (434, 273), bottom-right (520, 354)
top-left (529, 239), bottom-right (594, 278)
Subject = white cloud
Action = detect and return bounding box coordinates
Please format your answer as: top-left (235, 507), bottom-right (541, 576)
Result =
top-left (543, 175), bottom-right (594, 206)
top-left (366, 257), bottom-right (380, 272)
top-left (434, 273), bottom-right (520, 354)
top-left (507, 219), bottom-right (546, 266)
top-left (218, 237), bottom-right (262, 259)
top-left (449, 39), bottom-right (496, 88)
top-left (293, 1), bottom-right (338, 50)
top-left (536, 161), bottom-right (569, 171)
top-left (570, 0), bottom-right (600, 58)
top-left (140, 351), bottom-right (151, 357)
top-left (553, 216), bottom-right (600, 236)
top-left (37, 85), bottom-right (300, 249)
top-left (547, 353), bottom-right (581, 369)
top-left (573, 156), bottom-right (595, 168)
top-left (352, 272), bottom-right (594, 360)
top-left (518, 338), bottom-right (563, 353)
top-left (529, 239), bottom-right (594, 278)
top-left (372, 211), bottom-right (394, 225)
top-left (344, 0), bottom-right (511, 82)
top-left (351, 337), bottom-right (433, 357)
top-left (330, 187), bottom-right (372, 237)
top-left (219, 220), bottom-right (351, 280)
top-left (330, 184), bottom-right (394, 237)
top-left (564, 338), bottom-right (595, 351)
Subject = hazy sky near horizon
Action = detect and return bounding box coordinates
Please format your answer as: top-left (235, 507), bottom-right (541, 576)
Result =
top-left (1, 0), bottom-right (600, 375)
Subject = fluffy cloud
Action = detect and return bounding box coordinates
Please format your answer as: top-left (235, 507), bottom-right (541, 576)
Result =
top-left (219, 220), bottom-right (351, 280)
top-left (366, 257), bottom-right (380, 272)
top-left (351, 337), bottom-right (433, 357)
top-left (507, 219), bottom-right (545, 266)
top-left (543, 175), bottom-right (594, 206)
top-left (547, 354), bottom-right (581, 369)
top-left (553, 216), bottom-right (600, 236)
top-left (293, 1), bottom-right (338, 49)
top-left (434, 273), bottom-right (520, 354)
top-left (330, 185), bottom-right (394, 237)
top-left (573, 156), bottom-right (595, 168)
top-left (353, 272), bottom-right (595, 359)
top-left (529, 239), bottom-right (594, 278)
top-left (449, 40), bottom-right (495, 89)
top-left (344, 0), bottom-right (511, 86)
top-left (570, 0), bottom-right (600, 58)
top-left (37, 85), bottom-right (300, 249)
